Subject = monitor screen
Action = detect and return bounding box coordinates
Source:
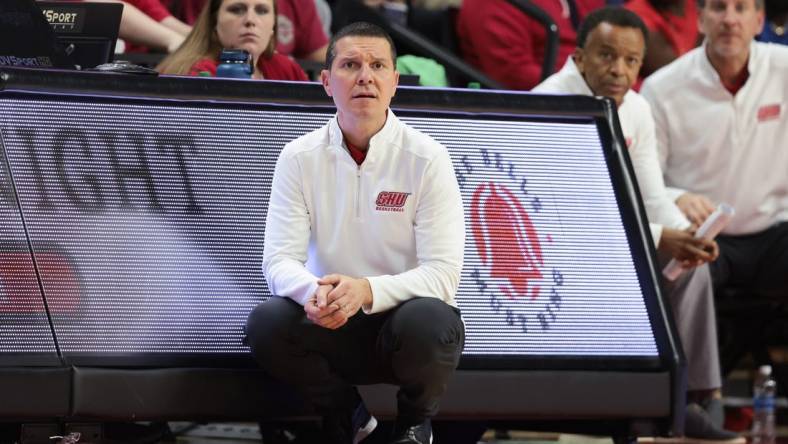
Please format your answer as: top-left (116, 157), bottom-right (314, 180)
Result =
top-left (0, 0), bottom-right (72, 69)
top-left (0, 90), bottom-right (661, 367)
top-left (37, 1), bottom-right (122, 69)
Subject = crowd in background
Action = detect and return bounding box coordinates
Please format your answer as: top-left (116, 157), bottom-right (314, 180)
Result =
top-left (55, 0), bottom-right (786, 86)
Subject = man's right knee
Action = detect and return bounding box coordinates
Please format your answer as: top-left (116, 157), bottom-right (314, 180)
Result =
top-left (245, 297), bottom-right (303, 361)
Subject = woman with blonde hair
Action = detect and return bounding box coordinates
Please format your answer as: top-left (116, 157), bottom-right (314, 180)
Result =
top-left (157, 0), bottom-right (308, 80)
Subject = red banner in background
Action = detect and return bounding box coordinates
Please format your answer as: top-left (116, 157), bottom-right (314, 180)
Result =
top-left (0, 251), bottom-right (80, 313)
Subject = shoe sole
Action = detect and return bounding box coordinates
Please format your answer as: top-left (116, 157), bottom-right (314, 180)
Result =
top-left (354, 415), bottom-right (377, 444)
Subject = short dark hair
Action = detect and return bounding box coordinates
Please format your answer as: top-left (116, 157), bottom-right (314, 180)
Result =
top-left (697, 0), bottom-right (764, 8)
top-left (576, 6), bottom-right (649, 49)
top-left (324, 22), bottom-right (397, 70)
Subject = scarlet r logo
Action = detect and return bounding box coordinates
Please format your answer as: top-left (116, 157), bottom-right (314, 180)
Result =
top-left (470, 182), bottom-right (544, 300)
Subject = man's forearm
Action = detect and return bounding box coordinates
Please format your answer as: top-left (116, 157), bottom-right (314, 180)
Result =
top-left (115, 1), bottom-right (184, 52)
top-left (264, 258), bottom-right (319, 306)
top-left (161, 16), bottom-right (192, 36)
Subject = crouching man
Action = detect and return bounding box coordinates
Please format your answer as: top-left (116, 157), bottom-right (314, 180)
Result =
top-left (246, 21), bottom-right (465, 444)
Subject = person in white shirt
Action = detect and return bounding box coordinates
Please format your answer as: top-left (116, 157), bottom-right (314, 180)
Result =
top-left (534, 7), bottom-right (736, 441)
top-left (641, 0), bottom-right (788, 334)
top-left (245, 22), bottom-right (464, 444)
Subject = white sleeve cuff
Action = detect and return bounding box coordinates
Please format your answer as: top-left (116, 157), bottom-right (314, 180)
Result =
top-left (650, 223), bottom-right (663, 247)
top-left (666, 187), bottom-right (687, 203)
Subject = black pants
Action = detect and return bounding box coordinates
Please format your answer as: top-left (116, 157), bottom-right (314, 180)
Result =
top-left (710, 222), bottom-right (788, 295)
top-left (245, 296), bottom-right (465, 423)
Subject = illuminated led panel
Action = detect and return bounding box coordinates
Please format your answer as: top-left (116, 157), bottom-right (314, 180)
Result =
top-left (0, 97), bottom-right (656, 357)
top-left (407, 117), bottom-right (656, 356)
top-left (0, 138), bottom-right (58, 356)
top-left (2, 98), bottom-right (330, 355)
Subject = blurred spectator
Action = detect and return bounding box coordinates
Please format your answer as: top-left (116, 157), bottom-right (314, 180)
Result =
top-left (642, 0), bottom-right (788, 304)
top-left (625, 0), bottom-right (700, 77)
top-left (49, 0), bottom-right (186, 52)
top-left (157, 0), bottom-right (308, 80)
top-left (331, 0), bottom-right (381, 41)
top-left (331, 0), bottom-right (430, 41)
top-left (161, 0), bottom-right (207, 24)
top-left (757, 0), bottom-right (788, 44)
top-left (359, 0), bottom-right (408, 25)
top-left (126, 0), bottom-right (192, 35)
top-left (456, 0), bottom-right (604, 90)
top-left (534, 8), bottom-right (737, 439)
top-left (276, 0), bottom-right (329, 62)
top-left (107, 0), bottom-right (186, 52)
top-left (119, 0), bottom-right (192, 52)
top-left (576, 0), bottom-right (608, 17)
top-left (143, 0), bottom-right (329, 61)
top-left (313, 0), bottom-right (332, 38)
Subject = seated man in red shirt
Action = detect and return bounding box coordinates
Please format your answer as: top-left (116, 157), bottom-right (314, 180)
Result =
top-left (456, 0), bottom-right (604, 90)
top-left (275, 0), bottom-right (329, 62)
top-left (625, 0), bottom-right (701, 76)
top-left (159, 0), bottom-right (206, 25)
top-left (51, 0), bottom-right (187, 53)
top-left (124, 0), bottom-right (192, 35)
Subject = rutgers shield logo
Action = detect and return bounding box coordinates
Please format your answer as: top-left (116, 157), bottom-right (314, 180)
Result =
top-left (470, 182), bottom-right (543, 300)
top-left (458, 148), bottom-right (564, 333)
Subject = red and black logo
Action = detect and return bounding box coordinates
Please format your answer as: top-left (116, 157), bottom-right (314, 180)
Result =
top-left (758, 103), bottom-right (781, 122)
top-left (375, 191), bottom-right (410, 212)
top-left (459, 148), bottom-right (564, 333)
top-left (470, 182), bottom-right (543, 300)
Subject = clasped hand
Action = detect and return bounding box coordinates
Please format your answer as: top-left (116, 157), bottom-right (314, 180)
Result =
top-left (676, 192), bottom-right (716, 227)
top-left (303, 274), bottom-right (373, 330)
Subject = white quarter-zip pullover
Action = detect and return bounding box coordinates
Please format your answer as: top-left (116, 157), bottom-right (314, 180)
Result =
top-left (641, 42), bottom-right (788, 235)
top-left (263, 111), bottom-right (465, 314)
top-left (534, 57), bottom-right (691, 245)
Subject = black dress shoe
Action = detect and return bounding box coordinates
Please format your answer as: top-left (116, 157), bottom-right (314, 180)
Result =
top-left (684, 402), bottom-right (740, 441)
top-left (323, 398), bottom-right (377, 444)
top-left (701, 397), bottom-right (726, 429)
top-left (389, 419), bottom-right (432, 444)
top-left (352, 401), bottom-right (377, 443)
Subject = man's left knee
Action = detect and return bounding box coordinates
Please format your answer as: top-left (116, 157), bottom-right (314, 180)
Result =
top-left (389, 298), bottom-right (464, 350)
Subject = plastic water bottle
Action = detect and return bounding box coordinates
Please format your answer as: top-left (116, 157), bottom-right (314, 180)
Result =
top-left (752, 364), bottom-right (777, 444)
top-left (216, 49), bottom-right (252, 79)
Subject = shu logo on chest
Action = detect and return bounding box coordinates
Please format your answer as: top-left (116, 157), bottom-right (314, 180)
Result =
top-left (757, 104), bottom-right (781, 123)
top-left (375, 191), bottom-right (410, 212)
